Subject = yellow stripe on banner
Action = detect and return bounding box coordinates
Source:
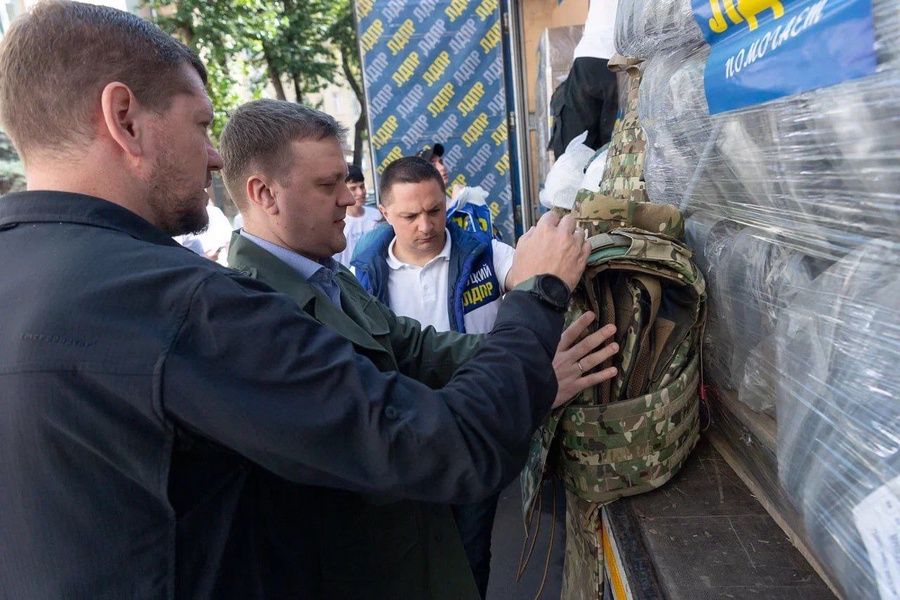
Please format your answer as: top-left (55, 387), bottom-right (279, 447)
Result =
top-left (602, 516), bottom-right (628, 599)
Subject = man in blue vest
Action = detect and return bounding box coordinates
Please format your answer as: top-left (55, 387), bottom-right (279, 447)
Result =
top-left (354, 157), bottom-right (511, 336)
top-left (354, 156), bottom-right (608, 596)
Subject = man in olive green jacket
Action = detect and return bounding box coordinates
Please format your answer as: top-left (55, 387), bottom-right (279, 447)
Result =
top-left (220, 100), bottom-right (618, 599)
top-left (228, 231), bottom-right (483, 599)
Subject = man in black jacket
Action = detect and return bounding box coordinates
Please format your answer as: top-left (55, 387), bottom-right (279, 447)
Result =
top-left (0, 2), bottom-right (593, 598)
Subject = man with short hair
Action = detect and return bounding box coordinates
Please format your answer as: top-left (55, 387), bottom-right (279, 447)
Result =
top-left (333, 163), bottom-right (380, 267)
top-left (355, 157), bottom-right (513, 338)
top-left (221, 100), bottom-right (619, 598)
top-left (352, 157), bottom-right (616, 596)
top-left (0, 2), bottom-right (603, 597)
top-left (221, 99), bottom-right (481, 598)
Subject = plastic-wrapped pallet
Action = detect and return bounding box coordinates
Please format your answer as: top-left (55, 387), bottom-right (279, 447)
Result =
top-left (615, 0), bottom-right (704, 58)
top-left (638, 0), bottom-right (900, 256)
top-left (684, 214), bottom-right (739, 386)
top-left (627, 0), bottom-right (900, 596)
top-left (776, 238), bottom-right (900, 600)
top-left (686, 217), bottom-right (819, 414)
top-left (639, 46), bottom-right (783, 223)
top-left (618, 0), bottom-right (899, 61)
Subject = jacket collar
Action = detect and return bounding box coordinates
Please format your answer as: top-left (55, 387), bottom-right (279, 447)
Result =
top-left (228, 231), bottom-right (317, 309)
top-left (0, 191), bottom-right (183, 249)
top-left (350, 222), bottom-right (396, 269)
top-left (228, 232), bottom-right (388, 355)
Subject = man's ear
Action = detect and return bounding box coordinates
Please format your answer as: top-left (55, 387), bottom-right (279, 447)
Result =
top-left (378, 202), bottom-right (389, 222)
top-left (247, 174), bottom-right (279, 215)
top-left (100, 82), bottom-right (147, 158)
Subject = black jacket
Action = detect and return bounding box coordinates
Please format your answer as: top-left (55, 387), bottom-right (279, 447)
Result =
top-left (0, 192), bottom-right (561, 599)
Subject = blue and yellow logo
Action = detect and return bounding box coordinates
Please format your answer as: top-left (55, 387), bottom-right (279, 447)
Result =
top-left (708, 0), bottom-right (784, 33)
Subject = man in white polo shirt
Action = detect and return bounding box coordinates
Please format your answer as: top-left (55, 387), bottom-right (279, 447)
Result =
top-left (354, 157), bottom-right (513, 335)
top-left (350, 156), bottom-right (514, 596)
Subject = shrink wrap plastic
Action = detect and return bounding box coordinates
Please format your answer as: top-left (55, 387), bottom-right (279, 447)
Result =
top-left (535, 25), bottom-right (584, 184)
top-left (776, 239), bottom-right (900, 600)
top-left (615, 0), bottom-right (705, 59)
top-left (621, 0), bottom-right (900, 597)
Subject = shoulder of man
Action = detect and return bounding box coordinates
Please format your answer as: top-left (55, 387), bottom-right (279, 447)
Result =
top-left (351, 221), bottom-right (394, 264)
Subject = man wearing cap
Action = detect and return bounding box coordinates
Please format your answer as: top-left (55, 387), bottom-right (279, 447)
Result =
top-left (417, 141), bottom-right (500, 240)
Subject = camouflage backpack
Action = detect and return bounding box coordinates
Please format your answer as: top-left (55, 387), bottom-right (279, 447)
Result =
top-left (519, 197), bottom-right (706, 598)
top-left (519, 56), bottom-right (705, 599)
top-left (522, 199), bottom-right (705, 506)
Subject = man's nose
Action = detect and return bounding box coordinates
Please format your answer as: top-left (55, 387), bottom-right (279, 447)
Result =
top-left (208, 145), bottom-right (224, 171)
top-left (338, 185), bottom-right (356, 207)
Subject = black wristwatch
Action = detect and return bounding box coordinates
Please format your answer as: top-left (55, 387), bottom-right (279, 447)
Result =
top-left (517, 275), bottom-right (571, 312)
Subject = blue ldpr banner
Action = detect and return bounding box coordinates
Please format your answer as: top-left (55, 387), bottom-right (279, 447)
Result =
top-left (355, 0), bottom-right (515, 241)
top-left (691, 0), bottom-right (877, 114)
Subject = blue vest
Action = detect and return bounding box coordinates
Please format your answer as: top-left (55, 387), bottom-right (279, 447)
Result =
top-left (351, 222), bottom-right (499, 334)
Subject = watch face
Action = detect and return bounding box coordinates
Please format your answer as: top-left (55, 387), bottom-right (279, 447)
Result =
top-left (538, 275), bottom-right (570, 308)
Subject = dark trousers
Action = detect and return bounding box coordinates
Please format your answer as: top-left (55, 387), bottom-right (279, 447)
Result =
top-left (452, 493), bottom-right (501, 599)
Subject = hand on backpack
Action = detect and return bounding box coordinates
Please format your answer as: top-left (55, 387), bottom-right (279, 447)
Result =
top-left (552, 311), bottom-right (618, 409)
top-left (507, 212), bottom-right (591, 291)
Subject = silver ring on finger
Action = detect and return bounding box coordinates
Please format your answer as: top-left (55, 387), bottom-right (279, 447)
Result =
top-left (576, 360), bottom-right (585, 374)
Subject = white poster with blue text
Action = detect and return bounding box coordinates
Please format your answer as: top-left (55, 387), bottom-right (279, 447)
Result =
top-left (692, 0), bottom-right (877, 114)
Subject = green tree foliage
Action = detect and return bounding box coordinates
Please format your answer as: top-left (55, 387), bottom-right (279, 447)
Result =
top-left (0, 129), bottom-right (25, 195)
top-left (145, 0), bottom-right (365, 157)
top-left (327, 0), bottom-right (366, 167)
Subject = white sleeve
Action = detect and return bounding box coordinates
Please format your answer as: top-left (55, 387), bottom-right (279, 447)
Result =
top-left (492, 240), bottom-right (516, 293)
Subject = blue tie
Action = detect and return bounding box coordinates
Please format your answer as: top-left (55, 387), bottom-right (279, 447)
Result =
top-left (309, 267), bottom-right (342, 309)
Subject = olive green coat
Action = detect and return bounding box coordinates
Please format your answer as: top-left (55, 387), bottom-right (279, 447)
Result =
top-left (228, 232), bottom-right (482, 600)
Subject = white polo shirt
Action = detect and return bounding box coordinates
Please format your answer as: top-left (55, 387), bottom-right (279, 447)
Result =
top-left (385, 229), bottom-right (516, 334)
